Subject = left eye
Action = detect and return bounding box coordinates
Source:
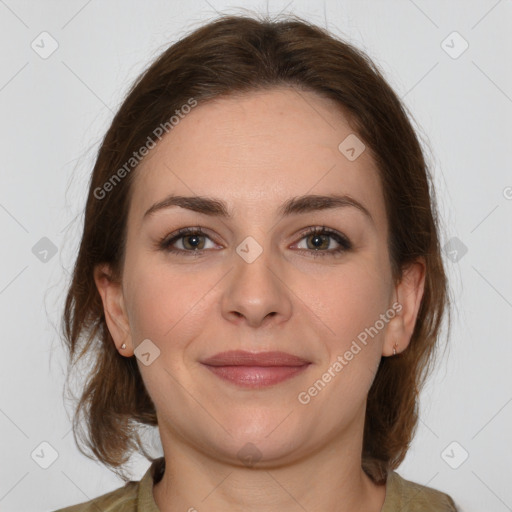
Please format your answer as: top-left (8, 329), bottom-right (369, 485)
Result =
top-left (291, 227), bottom-right (352, 257)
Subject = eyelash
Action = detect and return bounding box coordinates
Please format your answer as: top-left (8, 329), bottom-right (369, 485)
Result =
top-left (157, 226), bottom-right (352, 259)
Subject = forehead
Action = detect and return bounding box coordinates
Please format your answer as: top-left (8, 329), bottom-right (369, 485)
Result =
top-left (129, 87), bottom-right (386, 229)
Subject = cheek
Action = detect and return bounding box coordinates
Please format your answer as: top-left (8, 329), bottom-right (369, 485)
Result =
top-left (303, 260), bottom-right (391, 347)
top-left (124, 260), bottom-right (215, 345)
top-left (321, 263), bottom-right (391, 395)
top-left (300, 267), bottom-right (389, 409)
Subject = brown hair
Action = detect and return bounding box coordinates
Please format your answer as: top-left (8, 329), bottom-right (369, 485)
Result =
top-left (62, 12), bottom-right (451, 483)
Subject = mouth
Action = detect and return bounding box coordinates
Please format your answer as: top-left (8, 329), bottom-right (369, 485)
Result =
top-left (200, 350), bottom-right (312, 388)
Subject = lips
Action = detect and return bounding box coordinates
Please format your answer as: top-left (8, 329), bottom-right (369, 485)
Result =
top-left (202, 350), bottom-right (310, 367)
top-left (201, 350), bottom-right (311, 388)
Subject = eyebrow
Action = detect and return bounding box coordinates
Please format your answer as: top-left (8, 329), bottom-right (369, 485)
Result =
top-left (143, 193), bottom-right (375, 225)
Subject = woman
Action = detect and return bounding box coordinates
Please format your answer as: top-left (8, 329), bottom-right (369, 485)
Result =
top-left (56, 13), bottom-right (458, 511)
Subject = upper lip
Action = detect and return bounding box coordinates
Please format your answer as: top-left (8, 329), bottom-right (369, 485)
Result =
top-left (201, 350), bottom-right (310, 367)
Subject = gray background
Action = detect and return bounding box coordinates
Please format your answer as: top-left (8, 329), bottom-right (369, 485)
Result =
top-left (0, 1), bottom-right (511, 511)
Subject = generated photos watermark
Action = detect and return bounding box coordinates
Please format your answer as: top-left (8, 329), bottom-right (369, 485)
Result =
top-left (94, 97), bottom-right (198, 200)
top-left (297, 301), bottom-right (403, 405)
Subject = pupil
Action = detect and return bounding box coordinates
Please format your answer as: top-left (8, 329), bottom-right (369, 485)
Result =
top-left (311, 234), bottom-right (325, 249)
top-left (187, 235), bottom-right (201, 249)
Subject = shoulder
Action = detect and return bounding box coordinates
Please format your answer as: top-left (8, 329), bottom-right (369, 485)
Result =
top-left (52, 481), bottom-right (139, 511)
top-left (383, 471), bottom-right (459, 512)
top-left (52, 457), bottom-right (164, 512)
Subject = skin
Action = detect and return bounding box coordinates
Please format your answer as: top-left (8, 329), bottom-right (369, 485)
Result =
top-left (94, 86), bottom-right (425, 512)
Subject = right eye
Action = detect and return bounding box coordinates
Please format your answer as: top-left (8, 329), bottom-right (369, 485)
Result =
top-left (158, 227), bottom-right (218, 255)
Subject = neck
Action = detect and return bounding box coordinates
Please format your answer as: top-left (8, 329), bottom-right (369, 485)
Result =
top-left (153, 425), bottom-right (386, 512)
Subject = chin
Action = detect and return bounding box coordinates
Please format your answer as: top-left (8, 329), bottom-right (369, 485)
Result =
top-left (202, 415), bottom-right (310, 468)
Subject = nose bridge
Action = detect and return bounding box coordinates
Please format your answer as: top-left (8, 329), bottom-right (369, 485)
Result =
top-left (221, 232), bottom-right (292, 326)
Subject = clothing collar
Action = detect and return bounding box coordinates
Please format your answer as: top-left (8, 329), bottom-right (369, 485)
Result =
top-left (137, 457), bottom-right (164, 511)
top-left (136, 457), bottom-right (398, 511)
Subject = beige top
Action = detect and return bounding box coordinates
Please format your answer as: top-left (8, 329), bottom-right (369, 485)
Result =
top-left (54, 457), bottom-right (458, 511)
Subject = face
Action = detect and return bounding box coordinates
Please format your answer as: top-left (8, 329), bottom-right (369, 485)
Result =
top-left (96, 86), bottom-right (419, 467)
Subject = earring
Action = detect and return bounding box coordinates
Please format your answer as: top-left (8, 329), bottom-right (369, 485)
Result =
top-left (393, 342), bottom-right (398, 356)
top-left (120, 343), bottom-right (126, 350)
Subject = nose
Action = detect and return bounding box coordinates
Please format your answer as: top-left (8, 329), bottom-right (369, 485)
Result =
top-left (221, 240), bottom-right (293, 328)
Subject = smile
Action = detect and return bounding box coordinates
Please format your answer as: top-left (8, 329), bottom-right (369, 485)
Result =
top-left (200, 350), bottom-right (312, 388)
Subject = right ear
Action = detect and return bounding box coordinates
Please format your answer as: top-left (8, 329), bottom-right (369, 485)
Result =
top-left (93, 263), bottom-right (134, 356)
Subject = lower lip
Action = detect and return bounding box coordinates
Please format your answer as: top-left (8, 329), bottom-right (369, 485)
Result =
top-left (202, 364), bottom-right (310, 388)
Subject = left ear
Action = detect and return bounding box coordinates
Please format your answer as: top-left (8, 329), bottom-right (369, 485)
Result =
top-left (383, 258), bottom-right (426, 356)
